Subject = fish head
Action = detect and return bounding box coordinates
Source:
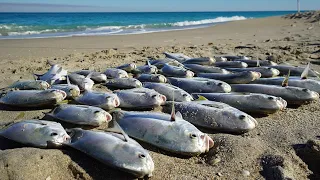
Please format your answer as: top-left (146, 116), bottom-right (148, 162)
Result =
top-left (44, 89), bottom-right (67, 102)
top-left (240, 62), bottom-right (248, 68)
top-left (92, 109), bottom-right (112, 125)
top-left (268, 67), bottom-right (280, 77)
top-left (287, 87), bottom-right (319, 102)
top-left (104, 94), bottom-right (121, 109)
top-left (81, 78), bottom-right (94, 91)
top-left (223, 110), bottom-right (258, 132)
top-left (118, 70), bottom-right (129, 78)
top-left (96, 73), bottom-right (107, 82)
top-left (128, 63), bottom-right (137, 71)
top-left (221, 69), bottom-right (231, 74)
top-left (133, 79), bottom-right (143, 88)
top-left (155, 75), bottom-right (167, 83)
top-left (146, 91), bottom-right (167, 106)
top-left (250, 71), bottom-right (262, 79)
top-left (185, 70), bottom-right (194, 78)
top-left (181, 93), bottom-right (194, 101)
top-left (206, 80), bottom-right (231, 93)
top-left (69, 85), bottom-right (81, 98)
top-left (37, 80), bottom-right (50, 90)
top-left (269, 61), bottom-right (278, 66)
top-left (37, 122), bottom-right (71, 147)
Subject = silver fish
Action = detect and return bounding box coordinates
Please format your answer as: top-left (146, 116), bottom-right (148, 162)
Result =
top-left (268, 65), bottom-right (318, 77)
top-left (115, 88), bottom-right (166, 109)
top-left (215, 55), bottom-right (250, 61)
top-left (0, 120), bottom-right (70, 148)
top-left (50, 76), bottom-right (80, 99)
top-left (134, 64), bottom-right (158, 74)
top-left (226, 67), bottom-right (280, 78)
top-left (193, 93), bottom-right (287, 114)
top-left (163, 100), bottom-right (257, 133)
top-left (231, 84), bottom-right (319, 105)
top-left (104, 68), bottom-right (129, 78)
top-left (197, 71), bottom-right (261, 84)
top-left (0, 89), bottom-right (66, 107)
top-left (231, 59), bottom-right (277, 67)
top-left (164, 52), bottom-right (191, 62)
top-left (34, 63), bottom-right (68, 85)
top-left (168, 77), bottom-right (231, 93)
top-left (136, 74), bottom-right (167, 83)
top-left (4, 80), bottom-right (50, 90)
top-left (184, 64), bottom-right (230, 74)
top-left (114, 110), bottom-right (214, 156)
top-left (149, 59), bottom-right (184, 69)
top-left (116, 63), bottom-right (137, 73)
top-left (105, 78), bottom-right (142, 89)
top-left (160, 64), bottom-right (194, 78)
top-left (74, 90), bottom-right (120, 110)
top-left (213, 61), bottom-right (248, 68)
top-left (66, 128), bottom-right (154, 178)
top-left (73, 70), bottom-right (107, 83)
top-left (68, 73), bottom-right (94, 91)
top-left (143, 82), bottom-right (193, 102)
top-left (182, 57), bottom-right (215, 65)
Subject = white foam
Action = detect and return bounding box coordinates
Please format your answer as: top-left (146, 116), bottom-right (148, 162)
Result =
top-left (171, 16), bottom-right (247, 26)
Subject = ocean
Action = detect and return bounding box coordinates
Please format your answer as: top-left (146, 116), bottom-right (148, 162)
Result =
top-left (0, 11), bottom-right (298, 39)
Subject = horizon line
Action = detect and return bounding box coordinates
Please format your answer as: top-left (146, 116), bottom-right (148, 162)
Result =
top-left (0, 10), bottom-right (310, 13)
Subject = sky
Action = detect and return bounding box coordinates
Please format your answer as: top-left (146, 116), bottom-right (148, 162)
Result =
top-left (0, 0), bottom-right (319, 12)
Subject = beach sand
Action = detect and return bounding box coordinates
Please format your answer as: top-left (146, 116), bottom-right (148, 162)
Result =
top-left (1, 11), bottom-right (320, 180)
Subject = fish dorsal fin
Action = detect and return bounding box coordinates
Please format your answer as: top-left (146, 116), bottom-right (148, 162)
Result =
top-left (147, 60), bottom-right (152, 68)
top-left (176, 111), bottom-right (182, 119)
top-left (257, 60), bottom-right (260, 67)
top-left (301, 62), bottom-right (310, 79)
top-left (86, 72), bottom-right (94, 79)
top-left (282, 70), bottom-right (290, 87)
top-left (32, 74), bottom-right (38, 81)
top-left (196, 95), bottom-right (208, 101)
top-left (170, 91), bottom-right (176, 121)
top-left (56, 67), bottom-right (63, 74)
top-left (105, 120), bottom-right (130, 142)
top-left (66, 76), bottom-right (71, 86)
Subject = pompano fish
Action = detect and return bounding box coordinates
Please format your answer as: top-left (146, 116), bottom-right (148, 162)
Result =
top-left (34, 63), bottom-right (68, 85)
top-left (231, 84), bottom-right (319, 105)
top-left (213, 61), bottom-right (248, 68)
top-left (0, 120), bottom-right (70, 148)
top-left (136, 74), bottom-right (167, 83)
top-left (193, 93), bottom-right (287, 114)
top-left (74, 90), bottom-right (120, 110)
top-left (4, 80), bottom-right (50, 90)
top-left (184, 64), bottom-right (230, 74)
top-left (66, 128), bottom-right (154, 178)
top-left (73, 70), bottom-right (107, 83)
top-left (105, 78), bottom-right (142, 89)
top-left (182, 57), bottom-right (215, 65)
top-left (226, 67), bottom-right (280, 78)
top-left (160, 64), bottom-right (194, 78)
top-left (68, 73), bottom-right (94, 91)
top-left (250, 77), bottom-right (320, 93)
top-left (133, 63), bottom-right (158, 74)
top-left (46, 104), bottom-right (112, 126)
top-left (168, 77), bottom-right (231, 93)
top-left (164, 52), bottom-right (191, 62)
top-left (113, 110), bottom-right (214, 156)
top-left (143, 82), bottom-right (193, 102)
top-left (115, 88), bottom-right (166, 109)
top-left (163, 100), bottom-right (257, 133)
top-left (215, 55), bottom-right (250, 61)
top-left (197, 71), bottom-right (261, 84)
top-left (50, 76), bottom-right (80, 99)
top-left (104, 68), bottom-right (129, 78)
top-left (232, 59), bottom-right (277, 67)
top-left (268, 65), bottom-right (318, 77)
top-left (116, 63), bottom-right (137, 73)
top-left (0, 89), bottom-right (66, 107)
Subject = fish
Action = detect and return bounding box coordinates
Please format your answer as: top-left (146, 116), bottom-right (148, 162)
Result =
top-left (183, 64), bottom-right (230, 74)
top-left (231, 84), bottom-right (319, 105)
top-left (213, 61), bottom-right (248, 68)
top-left (167, 77), bottom-right (231, 93)
top-left (215, 55), bottom-right (250, 61)
top-left (226, 67), bottom-right (280, 78)
top-left (182, 57), bottom-right (215, 65)
top-left (268, 65), bottom-right (318, 77)
top-left (115, 88), bottom-right (166, 109)
top-left (231, 59), bottom-right (277, 67)
top-left (68, 73), bottom-right (94, 91)
top-left (65, 128), bottom-right (154, 178)
top-left (0, 89), bottom-right (66, 107)
top-left (197, 71), bottom-right (261, 84)
top-left (104, 68), bottom-right (129, 78)
top-left (113, 110), bottom-right (214, 156)
top-left (149, 59), bottom-right (184, 69)
top-left (73, 70), bottom-right (107, 83)
top-left (34, 62), bottom-right (68, 85)
top-left (160, 64), bottom-right (194, 78)
top-left (3, 80), bottom-right (50, 90)
top-left (50, 76), bottom-right (80, 99)
top-left (163, 100), bottom-right (257, 133)
top-left (192, 93), bottom-right (287, 114)
top-left (74, 90), bottom-right (120, 110)
top-left (104, 78), bottom-right (142, 89)
top-left (46, 104), bottom-right (112, 126)
top-left (133, 62), bottom-right (158, 74)
top-left (0, 120), bottom-right (70, 148)
top-left (143, 82), bottom-right (194, 102)
top-left (250, 77), bottom-right (320, 93)
top-left (116, 63), bottom-right (137, 73)
top-left (136, 74), bottom-right (167, 83)
top-left (163, 52), bottom-right (191, 62)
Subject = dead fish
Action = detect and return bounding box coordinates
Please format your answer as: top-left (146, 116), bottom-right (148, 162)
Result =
top-left (113, 110), bottom-right (214, 156)
top-left (34, 62), bottom-right (68, 85)
top-left (168, 77), bottom-right (231, 93)
top-left (50, 76), bottom-right (80, 99)
top-left (133, 62), bottom-right (158, 74)
top-left (182, 57), bottom-right (215, 65)
top-left (74, 90), bottom-right (120, 110)
top-left (73, 70), bottom-right (107, 83)
top-left (116, 63), bottom-right (137, 73)
top-left (115, 88), bottom-right (166, 109)
top-left (104, 78), bottom-right (142, 89)
top-left (160, 64), bottom-right (194, 78)
top-left (231, 84), bottom-right (319, 105)
top-left (136, 74), bottom-right (167, 83)
top-left (226, 67), bottom-right (280, 78)
top-left (104, 68), bottom-right (129, 78)
top-left (215, 55), bottom-right (250, 61)
top-left (46, 104), bottom-right (112, 126)
top-left (197, 71), bottom-right (261, 84)
top-left (149, 59), bottom-right (184, 69)
top-left (0, 89), bottom-right (66, 107)
top-left (232, 59), bottom-right (277, 67)
top-left (3, 80), bottom-right (50, 90)
top-left (268, 65), bottom-right (318, 77)
top-left (163, 100), bottom-right (257, 133)
top-left (68, 73), bottom-right (94, 91)
top-left (143, 82), bottom-right (193, 102)
top-left (66, 128), bottom-right (154, 178)
top-left (164, 52), bottom-right (191, 62)
top-left (0, 120), bottom-right (70, 148)
top-left (192, 93), bottom-right (287, 114)
top-left (213, 61), bottom-right (248, 68)
top-left (184, 64), bottom-right (230, 74)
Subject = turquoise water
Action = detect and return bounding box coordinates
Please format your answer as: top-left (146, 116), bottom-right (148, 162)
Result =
top-left (0, 11), bottom-right (298, 39)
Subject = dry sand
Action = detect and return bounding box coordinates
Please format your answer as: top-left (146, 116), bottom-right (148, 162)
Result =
top-left (1, 11), bottom-right (320, 180)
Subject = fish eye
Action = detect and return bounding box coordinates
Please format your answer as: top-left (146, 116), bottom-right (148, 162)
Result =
top-left (268, 96), bottom-right (274, 100)
top-left (267, 67), bottom-right (272, 70)
top-left (206, 82), bottom-right (211, 85)
top-left (49, 90), bottom-right (56, 93)
top-left (302, 88), bottom-right (309, 92)
top-left (94, 111), bottom-right (100, 114)
top-left (50, 132), bottom-right (58, 136)
top-left (217, 83), bottom-right (223, 86)
top-left (138, 154), bottom-right (146, 158)
top-left (182, 94), bottom-right (188, 97)
top-left (151, 95), bottom-right (157, 98)
top-left (190, 134), bottom-right (197, 138)
top-left (239, 115), bottom-right (246, 120)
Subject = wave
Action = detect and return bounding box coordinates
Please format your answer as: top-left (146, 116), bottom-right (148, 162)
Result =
top-left (170, 16), bottom-right (247, 26)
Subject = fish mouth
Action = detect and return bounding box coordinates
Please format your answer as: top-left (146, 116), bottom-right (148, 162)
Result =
top-left (114, 97), bottom-right (120, 107)
top-left (160, 95), bottom-right (167, 105)
top-left (311, 91), bottom-right (320, 99)
top-left (251, 71), bottom-right (262, 79)
top-left (277, 98), bottom-right (288, 110)
top-left (53, 89), bottom-right (67, 100)
top-left (106, 113), bottom-right (113, 122)
top-left (201, 134), bottom-right (214, 153)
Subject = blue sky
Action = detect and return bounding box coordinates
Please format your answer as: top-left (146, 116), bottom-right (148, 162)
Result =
top-left (0, 0), bottom-right (319, 12)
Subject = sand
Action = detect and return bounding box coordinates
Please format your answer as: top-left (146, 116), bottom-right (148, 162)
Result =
top-left (1, 11), bottom-right (320, 180)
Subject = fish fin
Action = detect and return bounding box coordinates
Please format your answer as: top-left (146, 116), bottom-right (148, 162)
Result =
top-left (176, 111), bottom-right (182, 119)
top-left (105, 120), bottom-right (130, 142)
top-left (257, 60), bottom-right (260, 67)
top-left (47, 60), bottom-right (54, 66)
top-left (170, 91), bottom-right (176, 121)
top-left (86, 72), bottom-right (94, 79)
top-left (147, 60), bottom-right (151, 68)
top-left (282, 70), bottom-right (290, 87)
top-left (195, 95), bottom-right (208, 101)
top-left (56, 67), bottom-right (63, 74)
top-left (33, 74), bottom-right (41, 80)
top-left (56, 100), bottom-right (71, 105)
top-left (66, 76), bottom-right (71, 85)
top-left (301, 62), bottom-right (310, 79)
top-left (14, 112), bottom-right (25, 120)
